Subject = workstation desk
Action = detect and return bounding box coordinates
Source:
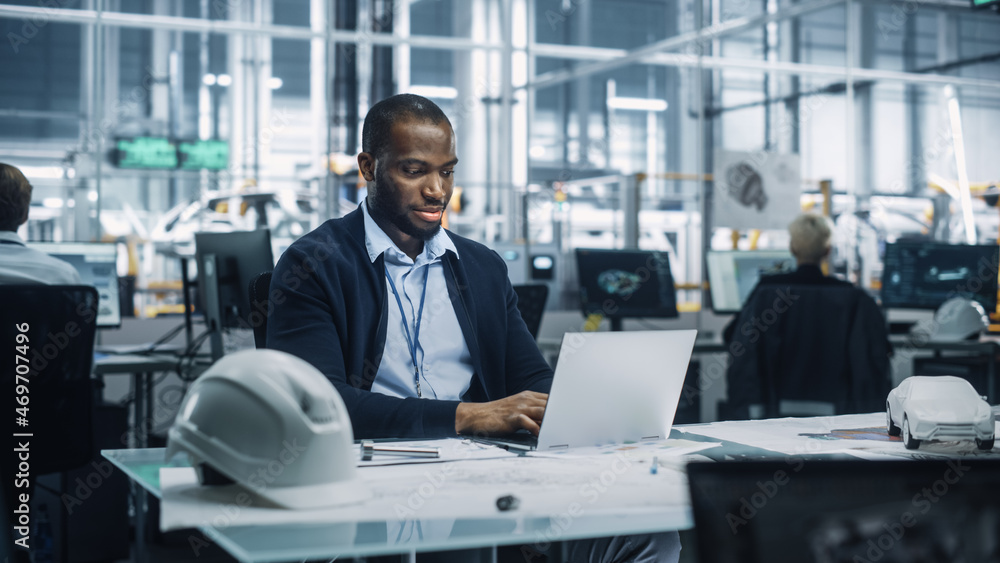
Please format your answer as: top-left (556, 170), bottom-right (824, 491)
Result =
top-left (103, 412), bottom-right (1000, 563)
top-left (92, 353), bottom-right (180, 449)
top-left (93, 351), bottom-right (214, 561)
top-left (895, 337), bottom-right (1000, 402)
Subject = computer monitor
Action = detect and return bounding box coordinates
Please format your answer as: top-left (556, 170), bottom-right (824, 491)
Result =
top-left (881, 240), bottom-right (999, 311)
top-left (194, 230), bottom-right (274, 329)
top-left (27, 242), bottom-right (121, 328)
top-left (688, 459), bottom-right (1000, 563)
top-left (706, 250), bottom-right (796, 314)
top-left (575, 248), bottom-right (678, 328)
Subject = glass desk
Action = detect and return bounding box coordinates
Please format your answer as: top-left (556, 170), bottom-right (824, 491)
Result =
top-left (103, 415), bottom-right (888, 562)
top-left (103, 447), bottom-right (694, 562)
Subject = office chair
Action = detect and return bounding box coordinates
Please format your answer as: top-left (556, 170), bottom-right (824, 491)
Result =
top-left (2, 285), bottom-right (99, 472)
top-left (688, 458), bottom-right (1000, 563)
top-left (513, 284), bottom-right (549, 340)
top-left (248, 270), bottom-right (273, 349)
top-left (724, 284), bottom-right (891, 420)
top-left (1, 285), bottom-right (99, 562)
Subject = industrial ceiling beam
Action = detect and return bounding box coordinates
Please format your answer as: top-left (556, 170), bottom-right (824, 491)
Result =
top-left (3, 1), bottom-right (996, 91)
top-left (525, 0), bottom-right (846, 91)
top-left (0, 4), bottom-right (502, 50)
top-left (530, 44), bottom-right (1000, 90)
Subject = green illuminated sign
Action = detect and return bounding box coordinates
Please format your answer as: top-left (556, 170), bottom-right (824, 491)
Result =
top-left (115, 137), bottom-right (178, 169)
top-left (179, 140), bottom-right (230, 171)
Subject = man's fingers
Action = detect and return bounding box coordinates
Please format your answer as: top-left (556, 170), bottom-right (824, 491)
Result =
top-left (518, 413), bottom-right (542, 436)
top-left (522, 406), bottom-right (546, 422)
top-left (515, 392), bottom-right (547, 409)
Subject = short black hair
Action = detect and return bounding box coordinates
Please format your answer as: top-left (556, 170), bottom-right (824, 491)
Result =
top-left (362, 94), bottom-right (452, 162)
top-left (0, 163), bottom-right (32, 232)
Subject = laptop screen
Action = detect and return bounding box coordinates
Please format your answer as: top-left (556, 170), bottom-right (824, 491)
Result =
top-left (28, 242), bottom-right (121, 328)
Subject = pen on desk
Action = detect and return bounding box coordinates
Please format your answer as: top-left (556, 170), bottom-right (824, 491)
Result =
top-left (650, 456), bottom-right (658, 475)
top-left (360, 440), bottom-right (441, 461)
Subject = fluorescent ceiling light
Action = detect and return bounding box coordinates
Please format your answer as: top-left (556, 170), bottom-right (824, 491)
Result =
top-left (407, 85), bottom-right (458, 99)
top-left (19, 166), bottom-right (65, 179)
top-left (42, 198), bottom-right (64, 208)
top-left (268, 77), bottom-right (283, 90)
top-left (202, 73), bottom-right (217, 86)
top-left (529, 145), bottom-right (546, 158)
top-left (607, 97), bottom-right (668, 112)
top-left (217, 74), bottom-right (232, 87)
top-left (944, 85), bottom-right (976, 245)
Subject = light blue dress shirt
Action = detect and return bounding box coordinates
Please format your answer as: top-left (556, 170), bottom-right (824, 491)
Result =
top-left (362, 200), bottom-right (474, 401)
top-left (0, 231), bottom-right (82, 285)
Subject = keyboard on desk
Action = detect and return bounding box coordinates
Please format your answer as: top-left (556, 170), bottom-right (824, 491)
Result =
top-left (474, 430), bottom-right (538, 451)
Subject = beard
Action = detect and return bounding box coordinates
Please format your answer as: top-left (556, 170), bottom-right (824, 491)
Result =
top-left (368, 174), bottom-right (444, 242)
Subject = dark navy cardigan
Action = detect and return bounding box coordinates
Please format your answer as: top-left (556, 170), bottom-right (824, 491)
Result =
top-left (266, 207), bottom-right (554, 439)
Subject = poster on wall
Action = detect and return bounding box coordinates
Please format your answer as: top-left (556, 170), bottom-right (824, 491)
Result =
top-left (712, 151), bottom-right (801, 231)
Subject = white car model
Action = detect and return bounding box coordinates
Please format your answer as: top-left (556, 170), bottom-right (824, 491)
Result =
top-left (886, 376), bottom-right (995, 450)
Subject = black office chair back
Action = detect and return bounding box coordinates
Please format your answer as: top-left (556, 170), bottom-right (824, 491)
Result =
top-left (1, 285), bottom-right (99, 475)
top-left (688, 458), bottom-right (1000, 563)
top-left (513, 284), bottom-right (549, 340)
top-left (725, 284), bottom-right (891, 419)
top-left (248, 270), bottom-right (273, 349)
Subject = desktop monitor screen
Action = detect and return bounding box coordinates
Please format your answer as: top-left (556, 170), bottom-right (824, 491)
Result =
top-left (706, 250), bottom-right (796, 314)
top-left (28, 242), bottom-right (121, 328)
top-left (194, 230), bottom-right (274, 329)
top-left (575, 248), bottom-right (678, 319)
top-left (881, 241), bottom-right (999, 311)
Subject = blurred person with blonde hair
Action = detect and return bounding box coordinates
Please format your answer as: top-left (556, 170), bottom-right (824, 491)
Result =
top-left (0, 162), bottom-right (81, 284)
top-left (724, 213), bottom-right (851, 343)
top-left (787, 213), bottom-right (838, 267)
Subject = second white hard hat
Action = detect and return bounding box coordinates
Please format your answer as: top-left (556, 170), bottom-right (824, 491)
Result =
top-left (931, 297), bottom-right (989, 342)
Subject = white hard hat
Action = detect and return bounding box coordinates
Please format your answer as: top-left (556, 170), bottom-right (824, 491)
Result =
top-left (931, 297), bottom-right (989, 341)
top-left (166, 349), bottom-right (370, 509)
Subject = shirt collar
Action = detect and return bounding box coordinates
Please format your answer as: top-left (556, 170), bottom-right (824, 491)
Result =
top-left (360, 198), bottom-right (458, 264)
top-left (0, 231), bottom-right (25, 245)
top-left (797, 263), bottom-right (824, 277)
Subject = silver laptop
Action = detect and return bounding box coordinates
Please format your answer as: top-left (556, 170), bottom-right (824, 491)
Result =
top-left (485, 329), bottom-right (698, 451)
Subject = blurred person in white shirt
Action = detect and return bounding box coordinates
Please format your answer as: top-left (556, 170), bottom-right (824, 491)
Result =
top-left (0, 162), bottom-right (81, 284)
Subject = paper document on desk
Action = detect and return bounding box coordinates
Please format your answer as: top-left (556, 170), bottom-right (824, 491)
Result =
top-left (159, 448), bottom-right (691, 532)
top-left (680, 413), bottom-right (1000, 459)
top-left (836, 413), bottom-right (1000, 461)
top-left (677, 413), bottom-right (888, 455)
top-left (525, 438), bottom-right (721, 460)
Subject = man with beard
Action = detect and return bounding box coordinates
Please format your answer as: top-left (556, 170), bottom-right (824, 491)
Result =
top-left (267, 94), bottom-right (552, 440)
top-left (268, 94), bottom-right (680, 563)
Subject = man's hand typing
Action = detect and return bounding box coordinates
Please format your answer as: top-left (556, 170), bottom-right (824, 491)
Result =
top-left (454, 391), bottom-right (548, 436)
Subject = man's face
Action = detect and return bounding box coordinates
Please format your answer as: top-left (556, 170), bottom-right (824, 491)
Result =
top-left (365, 118), bottom-right (458, 242)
